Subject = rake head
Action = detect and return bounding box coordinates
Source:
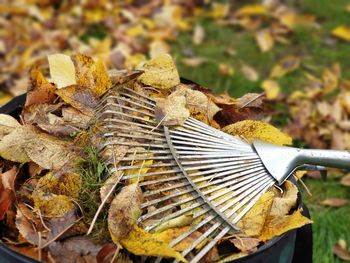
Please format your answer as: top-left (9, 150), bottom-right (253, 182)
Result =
top-left (93, 85), bottom-right (350, 262)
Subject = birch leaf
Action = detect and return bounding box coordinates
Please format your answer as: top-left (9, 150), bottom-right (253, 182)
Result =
top-left (108, 183), bottom-right (143, 243)
top-left (138, 54), bottom-right (180, 89)
top-left (48, 54), bottom-right (77, 89)
top-left (222, 120), bottom-right (292, 145)
top-left (120, 225), bottom-right (187, 262)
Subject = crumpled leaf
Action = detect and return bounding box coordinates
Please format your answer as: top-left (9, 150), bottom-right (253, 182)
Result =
top-left (120, 225), bottom-right (187, 262)
top-left (270, 181), bottom-right (298, 217)
top-left (261, 79), bottom-right (280, 100)
top-left (332, 25), bottom-right (350, 42)
top-left (0, 166), bottom-right (17, 220)
top-left (270, 56), bottom-right (301, 79)
top-left (108, 183), bottom-right (143, 243)
top-left (48, 54), bottom-right (77, 89)
top-left (230, 236), bottom-right (261, 252)
top-left (319, 198), bottom-right (349, 207)
top-left (237, 191), bottom-right (275, 236)
top-left (259, 209), bottom-right (312, 241)
top-left (0, 114), bottom-right (21, 139)
top-left (138, 54), bottom-right (180, 89)
top-left (255, 29), bottom-right (274, 53)
top-left (222, 120), bottom-right (292, 145)
top-left (333, 239), bottom-right (350, 261)
top-left (155, 94), bottom-right (190, 126)
top-left (108, 69), bottom-right (144, 85)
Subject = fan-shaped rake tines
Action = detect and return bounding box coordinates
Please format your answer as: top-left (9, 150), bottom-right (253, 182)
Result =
top-left (94, 86), bottom-right (276, 263)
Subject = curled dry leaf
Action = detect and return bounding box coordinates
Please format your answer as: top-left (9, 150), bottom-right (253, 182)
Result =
top-left (48, 53), bottom-right (77, 89)
top-left (340, 173), bottom-right (350, 187)
top-left (100, 170), bottom-right (124, 204)
top-left (108, 183), bottom-right (143, 243)
top-left (107, 69), bottom-right (144, 85)
top-left (120, 225), bottom-right (187, 263)
top-left (0, 114), bottom-right (21, 139)
top-left (319, 198), bottom-right (349, 207)
top-left (333, 240), bottom-right (350, 261)
top-left (269, 180), bottom-right (298, 217)
top-left (155, 94), bottom-right (190, 126)
top-left (230, 236), bottom-right (261, 252)
top-left (237, 93), bottom-right (264, 108)
top-left (138, 54), bottom-right (180, 89)
top-left (222, 120), bottom-right (292, 145)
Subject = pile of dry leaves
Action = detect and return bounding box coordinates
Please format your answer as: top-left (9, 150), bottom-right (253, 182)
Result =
top-left (0, 53), bottom-right (312, 262)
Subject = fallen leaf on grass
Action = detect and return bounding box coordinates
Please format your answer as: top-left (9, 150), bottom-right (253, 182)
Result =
top-left (255, 29), bottom-right (274, 52)
top-left (138, 54), bottom-right (180, 89)
top-left (261, 79), bottom-right (280, 100)
top-left (108, 183), bottom-right (143, 243)
top-left (222, 120), bottom-right (292, 145)
top-left (182, 57), bottom-right (208, 67)
top-left (332, 26), bottom-right (350, 42)
top-left (320, 198), bottom-right (349, 207)
top-left (322, 67), bottom-right (339, 95)
top-left (192, 24), bottom-right (205, 45)
top-left (219, 63), bottom-right (234, 76)
top-left (270, 56), bottom-right (301, 78)
top-left (120, 225), bottom-right (187, 262)
top-left (241, 65), bottom-right (259, 82)
top-left (340, 174), bottom-right (350, 187)
top-left (48, 54), bottom-right (77, 89)
top-left (259, 209), bottom-right (312, 241)
top-left (235, 4), bottom-right (268, 17)
top-left (155, 94), bottom-right (190, 126)
top-left (333, 239), bottom-right (350, 261)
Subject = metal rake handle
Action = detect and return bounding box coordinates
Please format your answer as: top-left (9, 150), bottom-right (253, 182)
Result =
top-left (253, 140), bottom-right (350, 184)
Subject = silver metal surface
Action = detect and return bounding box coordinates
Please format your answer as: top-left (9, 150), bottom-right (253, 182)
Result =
top-left (93, 85), bottom-right (350, 263)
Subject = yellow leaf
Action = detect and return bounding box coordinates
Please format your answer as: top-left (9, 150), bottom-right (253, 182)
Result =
top-left (138, 54), bottom-right (180, 89)
top-left (48, 54), bottom-right (77, 89)
top-left (125, 53), bottom-right (146, 69)
top-left (261, 79), bottom-right (280, 100)
top-left (255, 29), bottom-right (274, 53)
top-left (218, 252), bottom-right (249, 263)
top-left (222, 120), bottom-right (292, 145)
top-left (259, 209), bottom-right (312, 241)
top-left (0, 114), bottom-right (21, 139)
top-left (152, 214), bottom-right (193, 233)
top-left (332, 26), bottom-right (350, 42)
top-left (236, 4), bottom-right (268, 17)
top-left (219, 63), bottom-right (235, 76)
top-left (270, 56), bottom-right (301, 79)
top-left (237, 191), bottom-right (275, 236)
top-left (206, 3), bottom-right (229, 19)
top-left (125, 160), bottom-right (153, 183)
top-left (120, 225), bottom-right (187, 263)
top-left (126, 24), bottom-right (145, 37)
top-left (149, 40), bottom-right (170, 59)
top-left (322, 68), bottom-right (338, 95)
top-left (279, 14), bottom-right (316, 30)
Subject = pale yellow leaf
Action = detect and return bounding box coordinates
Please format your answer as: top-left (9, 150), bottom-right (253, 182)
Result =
top-left (222, 120), bottom-right (292, 145)
top-left (48, 54), bottom-right (77, 89)
top-left (152, 214), bottom-right (193, 233)
top-left (320, 198), bottom-right (349, 207)
top-left (149, 40), bottom-right (170, 59)
top-left (120, 225), bottom-right (187, 262)
top-left (236, 4), bottom-right (268, 17)
top-left (241, 65), bottom-right (259, 82)
top-left (332, 26), bottom-right (350, 42)
top-left (155, 94), bottom-right (189, 126)
top-left (138, 54), bottom-right (180, 89)
top-left (270, 56), bottom-right (301, 79)
top-left (259, 209), bottom-right (312, 241)
top-left (193, 24), bottom-right (205, 45)
top-left (0, 114), bottom-right (21, 139)
top-left (270, 181), bottom-right (298, 217)
top-left (261, 79), bottom-right (280, 100)
top-left (230, 236), bottom-right (260, 252)
top-left (181, 57), bottom-right (208, 67)
top-left (255, 29), bottom-right (274, 52)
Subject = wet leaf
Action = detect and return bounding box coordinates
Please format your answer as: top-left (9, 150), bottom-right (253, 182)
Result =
top-left (270, 56), bottom-right (301, 78)
top-left (222, 120), bottom-right (292, 145)
top-left (320, 198), bottom-right (349, 207)
top-left (138, 54), bottom-right (180, 89)
top-left (108, 183), bottom-right (143, 243)
top-left (332, 26), bottom-right (350, 42)
top-left (259, 209), bottom-right (312, 241)
top-left (48, 54), bottom-right (77, 89)
top-left (153, 214), bottom-right (193, 233)
top-left (155, 94), bottom-right (190, 126)
top-left (261, 79), bottom-right (280, 100)
top-left (255, 29), bottom-right (274, 52)
top-left (120, 225), bottom-right (187, 262)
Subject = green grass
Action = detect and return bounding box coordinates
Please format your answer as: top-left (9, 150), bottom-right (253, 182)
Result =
top-left (171, 1), bottom-right (350, 262)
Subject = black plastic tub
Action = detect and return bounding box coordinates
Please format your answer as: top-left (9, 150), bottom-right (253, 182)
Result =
top-left (0, 87), bottom-right (312, 263)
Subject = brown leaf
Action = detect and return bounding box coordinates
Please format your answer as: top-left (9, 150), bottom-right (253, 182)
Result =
top-left (320, 198), bottom-right (349, 207)
top-left (155, 94), bottom-right (190, 126)
top-left (270, 56), bottom-right (301, 79)
top-left (100, 171), bottom-right (123, 204)
top-left (97, 244), bottom-right (133, 263)
top-left (108, 69), bottom-right (144, 85)
top-left (237, 93), bottom-right (264, 108)
top-left (270, 181), bottom-right (298, 217)
top-left (241, 65), bottom-right (259, 82)
top-left (0, 114), bottom-right (20, 140)
top-left (0, 166), bottom-right (17, 220)
top-left (333, 240), bottom-right (350, 261)
top-left (340, 174), bottom-right (350, 187)
top-left (108, 183), bottom-right (143, 243)
top-left (230, 237), bottom-right (260, 252)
